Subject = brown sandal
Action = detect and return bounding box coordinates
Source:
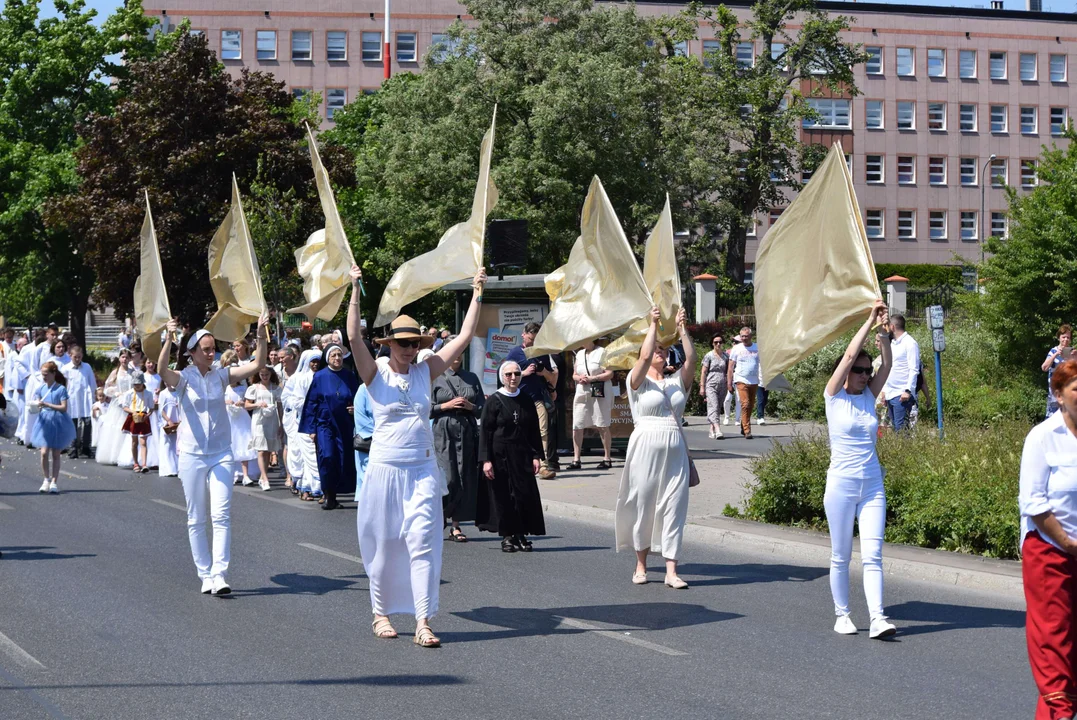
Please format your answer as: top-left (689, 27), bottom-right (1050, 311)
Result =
top-left (414, 626), bottom-right (441, 648)
top-left (372, 617), bottom-right (397, 639)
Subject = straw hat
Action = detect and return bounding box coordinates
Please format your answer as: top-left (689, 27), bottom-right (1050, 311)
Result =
top-left (375, 315), bottom-right (435, 348)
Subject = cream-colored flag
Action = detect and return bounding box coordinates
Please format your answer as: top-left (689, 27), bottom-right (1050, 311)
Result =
top-left (203, 174), bottom-right (267, 342)
top-left (133, 191), bottom-right (172, 362)
top-left (755, 142), bottom-right (881, 387)
top-left (287, 124), bottom-right (357, 321)
top-left (603, 194), bottom-right (682, 370)
top-left (374, 108), bottom-right (499, 327)
top-left (526, 176), bottom-right (653, 357)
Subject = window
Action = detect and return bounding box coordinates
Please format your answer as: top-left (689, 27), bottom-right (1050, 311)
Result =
top-left (770, 42), bottom-right (786, 69)
top-left (430, 33), bottom-right (459, 63)
top-left (929, 211), bottom-right (947, 240)
top-left (990, 105), bottom-right (1007, 133)
top-left (1051, 107), bottom-right (1068, 135)
top-left (736, 42), bottom-right (754, 69)
top-left (291, 31), bottom-right (312, 60)
top-left (1020, 53), bottom-right (1037, 81)
top-left (221, 30), bottom-right (241, 60)
top-left (1021, 160), bottom-right (1038, 188)
top-left (361, 31), bottom-right (381, 61)
top-left (672, 41), bottom-right (688, 58)
top-left (991, 212), bottom-right (1007, 238)
top-left (769, 208), bottom-right (785, 225)
top-left (326, 88), bottom-right (346, 119)
top-left (770, 159), bottom-right (784, 182)
top-left (702, 39), bottom-right (718, 69)
top-left (928, 102), bottom-right (946, 131)
top-left (960, 157), bottom-right (977, 186)
top-left (1051, 54), bottom-right (1067, 82)
top-left (865, 100), bottom-right (883, 129)
top-left (897, 101), bottom-right (915, 130)
top-left (990, 158), bottom-right (1007, 187)
top-left (291, 87), bottom-right (311, 100)
top-left (865, 210), bottom-right (884, 239)
top-left (1021, 106), bottom-right (1038, 134)
top-left (897, 47), bottom-right (914, 76)
top-left (746, 218), bottom-right (756, 237)
top-left (897, 155), bottom-right (915, 184)
top-left (866, 155), bottom-right (884, 183)
top-left (898, 210), bottom-right (916, 239)
top-left (928, 157), bottom-right (946, 185)
top-left (990, 51), bottom-right (1006, 79)
top-left (397, 32), bottom-right (416, 62)
top-left (327, 31), bottom-right (347, 61)
top-left (190, 29), bottom-right (205, 37)
top-left (959, 49), bottom-right (977, 78)
top-left (802, 98), bottom-right (850, 129)
top-left (961, 211), bottom-right (978, 241)
top-left (928, 48), bottom-right (945, 77)
top-left (801, 165), bottom-right (814, 183)
top-left (865, 46), bottom-right (883, 74)
top-left (743, 268), bottom-right (754, 285)
top-left (256, 30), bottom-right (276, 60)
top-left (959, 104), bottom-right (977, 132)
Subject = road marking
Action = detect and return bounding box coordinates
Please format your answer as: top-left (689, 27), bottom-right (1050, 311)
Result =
top-left (233, 487), bottom-right (318, 509)
top-left (151, 498), bottom-right (186, 512)
top-left (0, 629), bottom-right (46, 670)
top-left (59, 470), bottom-right (87, 480)
top-left (0, 501), bottom-right (13, 510)
top-left (298, 542), bottom-right (364, 565)
top-left (554, 617), bottom-right (688, 657)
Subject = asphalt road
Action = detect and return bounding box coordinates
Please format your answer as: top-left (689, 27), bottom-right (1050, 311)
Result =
top-left (0, 439), bottom-right (1032, 720)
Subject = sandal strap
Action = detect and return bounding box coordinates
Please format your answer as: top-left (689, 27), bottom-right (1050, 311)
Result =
top-left (415, 627), bottom-right (440, 646)
top-left (372, 618), bottom-right (397, 637)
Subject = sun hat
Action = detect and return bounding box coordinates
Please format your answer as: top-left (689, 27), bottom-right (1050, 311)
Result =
top-left (130, 370), bottom-right (146, 386)
top-left (375, 315), bottom-right (435, 349)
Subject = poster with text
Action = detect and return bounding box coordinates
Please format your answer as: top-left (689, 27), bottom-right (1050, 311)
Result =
top-left (482, 328), bottom-right (521, 395)
top-left (498, 305), bottom-right (547, 334)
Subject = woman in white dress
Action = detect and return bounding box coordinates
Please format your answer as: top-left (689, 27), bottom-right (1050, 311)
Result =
top-left (95, 349), bottom-right (133, 466)
top-left (614, 306), bottom-right (696, 589)
top-left (245, 366), bottom-right (281, 491)
top-left (157, 384), bottom-right (180, 477)
top-left (281, 349), bottom-right (322, 500)
top-left (346, 263), bottom-right (486, 648)
top-left (220, 350), bottom-right (257, 487)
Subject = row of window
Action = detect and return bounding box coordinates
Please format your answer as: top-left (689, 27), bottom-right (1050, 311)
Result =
top-left (864, 46), bottom-right (1066, 82)
top-left (859, 155), bottom-right (1036, 188)
top-left (804, 97), bottom-right (1070, 135)
top-left (217, 29), bottom-right (441, 63)
top-left (290, 87), bottom-right (379, 119)
top-left (747, 209), bottom-right (1006, 242)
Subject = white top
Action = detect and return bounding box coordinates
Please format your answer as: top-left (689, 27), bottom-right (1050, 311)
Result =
top-left (144, 373), bottom-right (161, 395)
top-left (1020, 411), bottom-right (1077, 551)
top-left (33, 341), bottom-right (54, 373)
top-left (173, 366), bottom-right (232, 456)
top-left (23, 342), bottom-right (39, 373)
top-left (574, 347), bottom-right (613, 399)
top-left (628, 374), bottom-right (686, 423)
top-left (367, 361), bottom-right (435, 465)
top-left (824, 387), bottom-right (881, 479)
top-left (121, 389), bottom-right (156, 415)
top-left (158, 387), bottom-right (180, 424)
top-left (244, 383), bottom-right (281, 424)
top-left (62, 362), bottom-right (98, 419)
top-left (6, 348), bottom-right (27, 392)
top-left (729, 343), bottom-right (761, 385)
top-left (883, 332), bottom-right (921, 401)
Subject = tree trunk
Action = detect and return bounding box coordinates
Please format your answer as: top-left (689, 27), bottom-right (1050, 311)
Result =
top-left (726, 223), bottom-right (748, 284)
top-left (69, 290), bottom-right (88, 349)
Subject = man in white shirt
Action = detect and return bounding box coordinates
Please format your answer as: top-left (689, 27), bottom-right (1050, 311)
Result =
top-left (62, 345), bottom-right (97, 458)
top-left (727, 326), bottom-right (761, 439)
top-left (881, 314), bottom-right (921, 431)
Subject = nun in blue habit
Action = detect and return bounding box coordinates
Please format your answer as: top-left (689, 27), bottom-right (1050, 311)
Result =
top-left (353, 381), bottom-right (375, 497)
top-left (298, 344), bottom-right (359, 510)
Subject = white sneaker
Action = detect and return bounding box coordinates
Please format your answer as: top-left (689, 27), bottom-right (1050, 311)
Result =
top-left (869, 617), bottom-right (897, 639)
top-left (707, 429), bottom-right (715, 440)
top-left (758, 417), bottom-right (767, 426)
top-left (200, 578), bottom-right (214, 594)
top-left (211, 576), bottom-right (231, 596)
top-left (259, 478), bottom-right (271, 492)
top-left (723, 415), bottom-right (733, 426)
top-left (241, 476), bottom-right (255, 487)
top-left (834, 614), bottom-right (857, 635)
top-left (233, 472), bottom-right (241, 485)
top-left (715, 427), bottom-right (724, 439)
top-left (38, 479), bottom-right (50, 493)
top-left (48, 481), bottom-right (58, 494)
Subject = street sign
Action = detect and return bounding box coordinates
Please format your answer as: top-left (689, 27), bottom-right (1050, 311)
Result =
top-left (927, 305), bottom-right (945, 330)
top-left (932, 328), bottom-right (946, 353)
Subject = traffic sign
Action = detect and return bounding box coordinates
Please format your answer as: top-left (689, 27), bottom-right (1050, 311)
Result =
top-left (927, 305), bottom-right (945, 330)
top-left (932, 328), bottom-right (946, 353)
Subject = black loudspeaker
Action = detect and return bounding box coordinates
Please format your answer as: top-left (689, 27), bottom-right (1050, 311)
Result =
top-left (487, 219), bottom-right (529, 269)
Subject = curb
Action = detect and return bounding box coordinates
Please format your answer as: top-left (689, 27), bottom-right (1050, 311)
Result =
top-left (542, 500), bottom-right (1025, 598)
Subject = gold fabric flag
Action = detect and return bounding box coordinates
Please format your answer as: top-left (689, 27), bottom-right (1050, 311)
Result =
top-left (526, 176), bottom-right (653, 358)
top-left (287, 124), bottom-right (357, 321)
top-left (374, 108), bottom-right (499, 327)
top-left (755, 142), bottom-right (881, 387)
top-left (133, 191), bottom-right (172, 362)
top-left (203, 174), bottom-right (267, 342)
top-left (603, 194), bottom-right (682, 370)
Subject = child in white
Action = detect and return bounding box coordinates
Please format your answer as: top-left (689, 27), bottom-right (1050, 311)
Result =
top-left (822, 301), bottom-right (897, 639)
top-left (91, 387), bottom-right (108, 453)
top-left (157, 386), bottom-right (180, 477)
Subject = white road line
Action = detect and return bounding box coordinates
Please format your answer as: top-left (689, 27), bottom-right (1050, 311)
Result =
top-left (151, 498), bottom-right (186, 512)
top-left (233, 487), bottom-right (318, 509)
top-left (59, 470), bottom-right (87, 480)
top-left (0, 629), bottom-right (46, 670)
top-left (554, 617), bottom-right (688, 657)
top-left (298, 542), bottom-right (364, 565)
top-left (0, 501), bottom-right (13, 510)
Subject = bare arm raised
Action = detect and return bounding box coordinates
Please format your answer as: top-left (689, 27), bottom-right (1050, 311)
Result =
top-left (825, 300), bottom-right (889, 397)
top-left (425, 267), bottom-right (487, 381)
top-left (346, 265), bottom-right (377, 386)
top-left (629, 307), bottom-right (661, 392)
top-left (676, 308), bottom-right (696, 391)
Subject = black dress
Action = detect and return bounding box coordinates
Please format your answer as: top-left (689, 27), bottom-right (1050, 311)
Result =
top-left (477, 392), bottom-right (546, 537)
top-left (432, 368), bottom-right (484, 523)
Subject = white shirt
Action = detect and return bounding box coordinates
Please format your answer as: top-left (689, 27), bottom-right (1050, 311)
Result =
top-left (367, 361), bottom-right (435, 466)
top-left (882, 332), bottom-right (921, 401)
top-left (824, 387), bottom-right (881, 479)
top-left (574, 347), bottom-right (613, 399)
top-left (23, 342), bottom-right (39, 373)
top-left (33, 341), bottom-right (55, 372)
top-left (144, 373), bottom-right (161, 395)
top-left (173, 366), bottom-right (232, 456)
top-left (729, 343), bottom-right (760, 385)
top-left (62, 362), bottom-right (98, 419)
top-left (1020, 411), bottom-right (1077, 551)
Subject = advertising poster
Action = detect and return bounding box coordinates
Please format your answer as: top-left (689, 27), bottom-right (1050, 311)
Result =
top-left (497, 305), bottom-right (546, 333)
top-left (481, 328), bottom-right (521, 395)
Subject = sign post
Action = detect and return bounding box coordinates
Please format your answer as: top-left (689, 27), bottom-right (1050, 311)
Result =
top-left (926, 305), bottom-right (945, 439)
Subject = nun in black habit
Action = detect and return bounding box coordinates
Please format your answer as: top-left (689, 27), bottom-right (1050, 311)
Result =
top-left (432, 354), bottom-right (484, 542)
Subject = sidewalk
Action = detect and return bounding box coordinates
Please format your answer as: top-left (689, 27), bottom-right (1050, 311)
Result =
top-left (539, 416), bottom-right (1023, 597)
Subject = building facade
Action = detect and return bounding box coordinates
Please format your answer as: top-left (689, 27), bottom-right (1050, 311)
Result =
top-left (143, 0), bottom-right (1077, 271)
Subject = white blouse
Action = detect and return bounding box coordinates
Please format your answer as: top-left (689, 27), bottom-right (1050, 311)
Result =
top-left (1020, 411), bottom-right (1077, 551)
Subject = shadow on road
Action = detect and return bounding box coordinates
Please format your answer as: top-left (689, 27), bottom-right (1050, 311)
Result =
top-left (531, 545), bottom-right (607, 553)
top-left (0, 489), bottom-right (128, 496)
top-left (0, 674), bottom-right (468, 691)
top-left (231, 572), bottom-right (365, 598)
top-left (0, 546), bottom-right (95, 561)
top-left (673, 562), bottom-right (828, 587)
top-left (885, 600), bottom-right (1026, 636)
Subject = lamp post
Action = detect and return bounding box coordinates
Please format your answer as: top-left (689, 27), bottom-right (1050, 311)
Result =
top-left (980, 153), bottom-right (996, 265)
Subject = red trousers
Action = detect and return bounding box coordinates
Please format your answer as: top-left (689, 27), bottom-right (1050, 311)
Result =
top-left (1024, 531), bottom-right (1077, 720)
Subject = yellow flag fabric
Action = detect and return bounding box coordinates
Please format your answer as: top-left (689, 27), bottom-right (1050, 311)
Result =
top-left (526, 176), bottom-right (653, 358)
top-left (603, 195), bottom-right (682, 370)
top-left (287, 124), bottom-right (357, 321)
top-left (133, 191), bottom-right (172, 362)
top-left (203, 175), bottom-right (267, 342)
top-left (755, 142), bottom-right (881, 388)
top-left (374, 109), bottom-right (499, 327)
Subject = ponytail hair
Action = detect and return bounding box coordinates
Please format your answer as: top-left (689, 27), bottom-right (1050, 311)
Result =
top-left (41, 360), bottom-right (66, 387)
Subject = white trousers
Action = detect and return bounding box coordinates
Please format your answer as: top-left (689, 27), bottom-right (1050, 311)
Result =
top-left (722, 388), bottom-right (733, 420)
top-left (179, 450), bottom-right (234, 579)
top-left (823, 470), bottom-right (886, 620)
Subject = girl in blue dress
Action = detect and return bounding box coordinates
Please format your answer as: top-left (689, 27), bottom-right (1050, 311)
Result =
top-left (31, 361), bottom-right (76, 494)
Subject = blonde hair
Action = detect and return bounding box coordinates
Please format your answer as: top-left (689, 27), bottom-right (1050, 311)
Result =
top-left (219, 350), bottom-right (238, 367)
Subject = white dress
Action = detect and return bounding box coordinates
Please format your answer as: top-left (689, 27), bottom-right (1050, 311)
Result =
top-left (281, 367), bottom-right (319, 493)
top-left (95, 369), bottom-right (132, 466)
top-left (614, 374), bottom-right (691, 560)
top-left (91, 400), bottom-right (107, 449)
top-left (245, 384), bottom-right (282, 452)
top-left (226, 384), bottom-right (257, 463)
top-left (157, 387), bottom-right (180, 477)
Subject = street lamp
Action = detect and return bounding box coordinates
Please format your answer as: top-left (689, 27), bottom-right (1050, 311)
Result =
top-left (980, 154), bottom-right (997, 265)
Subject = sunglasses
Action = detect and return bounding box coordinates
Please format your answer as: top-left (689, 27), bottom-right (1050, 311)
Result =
top-left (503, 371), bottom-right (521, 377)
top-left (849, 366), bottom-right (873, 376)
top-left (395, 339), bottom-right (420, 349)
top-left (712, 340), bottom-right (722, 345)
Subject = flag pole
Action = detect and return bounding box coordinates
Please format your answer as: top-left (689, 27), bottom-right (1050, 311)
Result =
top-left (383, 0), bottom-right (391, 80)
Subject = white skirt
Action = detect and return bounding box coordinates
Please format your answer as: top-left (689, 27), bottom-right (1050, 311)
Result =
top-left (94, 402), bottom-right (129, 465)
top-left (227, 407), bottom-right (256, 463)
top-left (16, 375), bottom-right (41, 443)
top-left (357, 459), bottom-right (443, 619)
top-left (158, 425), bottom-right (179, 477)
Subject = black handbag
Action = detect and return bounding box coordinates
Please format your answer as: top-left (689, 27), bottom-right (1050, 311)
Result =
top-left (584, 352), bottom-right (605, 398)
top-left (353, 435), bottom-right (372, 453)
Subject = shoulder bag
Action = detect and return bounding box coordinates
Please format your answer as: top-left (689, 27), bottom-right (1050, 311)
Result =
top-left (584, 351), bottom-right (605, 398)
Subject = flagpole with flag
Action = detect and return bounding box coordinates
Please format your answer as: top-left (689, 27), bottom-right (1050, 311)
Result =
top-left (133, 191), bottom-right (172, 362)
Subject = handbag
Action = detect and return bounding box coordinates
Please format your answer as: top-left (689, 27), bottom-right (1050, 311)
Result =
top-left (656, 377), bottom-right (699, 488)
top-left (584, 352), bottom-right (605, 398)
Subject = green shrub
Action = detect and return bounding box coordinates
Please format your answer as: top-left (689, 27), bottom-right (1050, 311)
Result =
top-left (875, 263), bottom-right (964, 288)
